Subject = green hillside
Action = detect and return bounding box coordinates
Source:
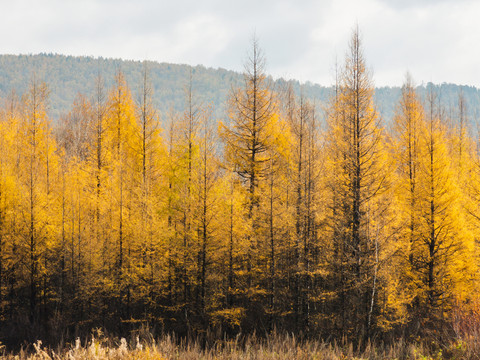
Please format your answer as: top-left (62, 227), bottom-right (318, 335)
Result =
top-left (0, 53), bottom-right (479, 126)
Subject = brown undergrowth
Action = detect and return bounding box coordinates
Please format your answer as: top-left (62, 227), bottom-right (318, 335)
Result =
top-left (1, 329), bottom-right (480, 360)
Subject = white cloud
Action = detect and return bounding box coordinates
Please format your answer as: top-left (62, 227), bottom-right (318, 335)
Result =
top-left (0, 0), bottom-right (478, 87)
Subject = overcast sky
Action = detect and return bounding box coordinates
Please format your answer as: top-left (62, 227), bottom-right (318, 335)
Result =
top-left (1, 0), bottom-right (478, 87)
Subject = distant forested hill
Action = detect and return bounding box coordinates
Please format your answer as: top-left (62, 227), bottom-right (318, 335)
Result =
top-left (0, 53), bottom-right (479, 127)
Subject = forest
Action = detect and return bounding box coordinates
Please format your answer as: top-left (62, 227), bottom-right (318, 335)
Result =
top-left (1, 52), bottom-right (479, 124)
top-left (0, 28), bottom-right (480, 357)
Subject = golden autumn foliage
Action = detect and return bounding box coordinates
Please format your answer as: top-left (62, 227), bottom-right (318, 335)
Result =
top-left (0, 31), bottom-right (479, 351)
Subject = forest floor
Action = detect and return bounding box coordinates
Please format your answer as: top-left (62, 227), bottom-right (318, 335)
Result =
top-left (1, 331), bottom-right (479, 360)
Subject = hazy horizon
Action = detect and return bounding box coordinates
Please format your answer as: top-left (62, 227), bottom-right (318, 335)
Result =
top-left (2, 52), bottom-right (479, 90)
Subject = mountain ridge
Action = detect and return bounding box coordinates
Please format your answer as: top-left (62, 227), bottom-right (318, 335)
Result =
top-left (0, 53), bottom-right (479, 125)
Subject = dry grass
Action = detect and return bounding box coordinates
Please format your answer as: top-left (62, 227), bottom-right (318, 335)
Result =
top-left (1, 331), bottom-right (479, 359)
